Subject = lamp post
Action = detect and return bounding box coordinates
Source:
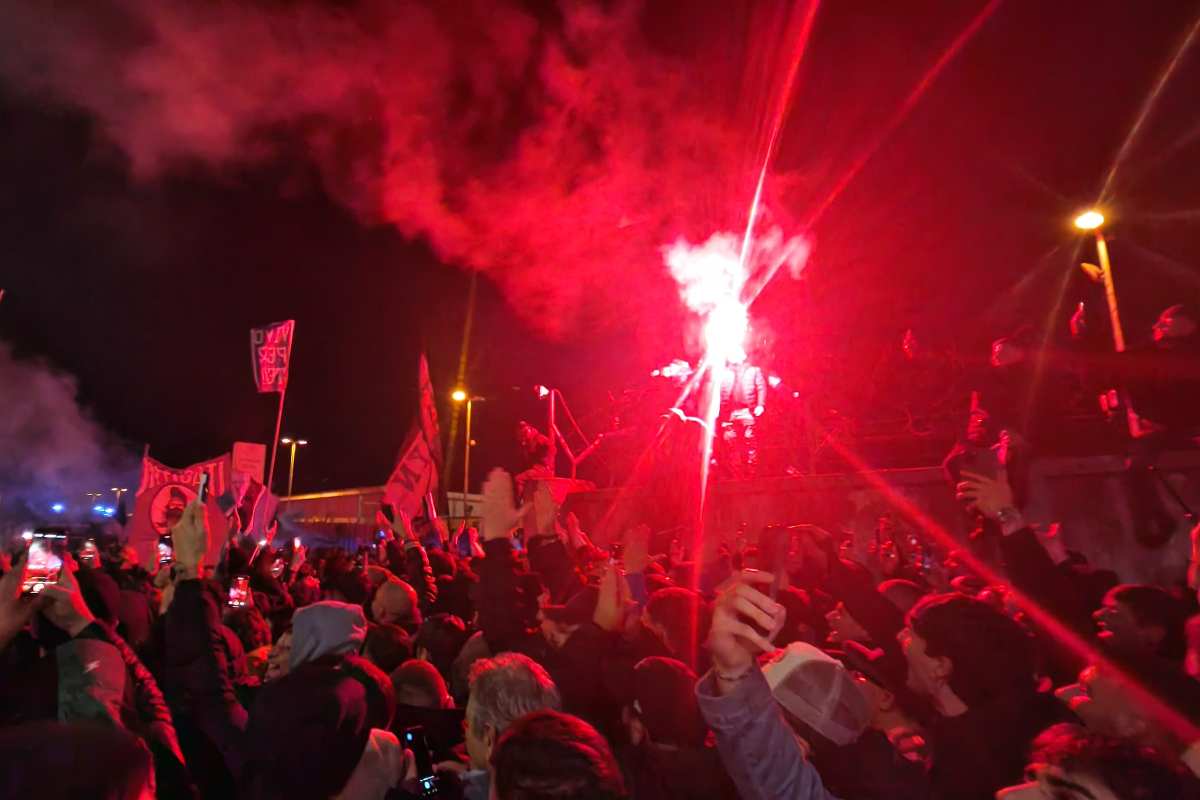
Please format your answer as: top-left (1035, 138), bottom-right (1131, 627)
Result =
top-left (279, 437), bottom-right (308, 498)
top-left (111, 487), bottom-right (127, 506)
top-left (452, 390), bottom-right (484, 510)
top-left (1074, 209), bottom-right (1140, 437)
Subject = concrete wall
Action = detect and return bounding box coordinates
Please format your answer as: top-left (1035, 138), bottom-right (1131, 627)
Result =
top-left (562, 452), bottom-right (1200, 586)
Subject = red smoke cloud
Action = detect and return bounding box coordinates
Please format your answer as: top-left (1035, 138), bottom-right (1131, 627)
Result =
top-left (0, 0), bottom-right (810, 348)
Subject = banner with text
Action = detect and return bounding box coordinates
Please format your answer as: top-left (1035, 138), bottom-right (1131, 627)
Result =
top-left (383, 353), bottom-right (443, 519)
top-left (250, 320), bottom-right (295, 393)
top-left (127, 453), bottom-right (232, 569)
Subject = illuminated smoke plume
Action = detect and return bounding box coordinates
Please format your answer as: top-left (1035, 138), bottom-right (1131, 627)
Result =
top-left (0, 0), bottom-right (810, 346)
top-left (663, 225), bottom-right (811, 363)
top-left (0, 341), bottom-right (137, 525)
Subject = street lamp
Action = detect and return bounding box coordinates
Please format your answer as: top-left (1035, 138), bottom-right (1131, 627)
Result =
top-left (1073, 209), bottom-right (1139, 437)
top-left (279, 437), bottom-right (309, 498)
top-left (111, 487), bottom-right (127, 505)
top-left (451, 390), bottom-right (484, 505)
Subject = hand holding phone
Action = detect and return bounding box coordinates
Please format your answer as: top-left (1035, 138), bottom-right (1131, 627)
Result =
top-left (228, 575), bottom-right (250, 608)
top-left (23, 531), bottom-right (66, 594)
top-left (403, 726), bottom-right (440, 797)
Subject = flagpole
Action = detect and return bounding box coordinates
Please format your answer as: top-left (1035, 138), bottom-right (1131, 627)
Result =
top-left (266, 386), bottom-right (288, 494)
top-left (265, 323), bottom-right (296, 496)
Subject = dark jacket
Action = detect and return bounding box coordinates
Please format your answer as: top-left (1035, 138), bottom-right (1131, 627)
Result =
top-left (696, 667), bottom-right (839, 800)
top-left (926, 690), bottom-right (1069, 800)
top-left (618, 740), bottom-right (739, 800)
top-left (163, 579), bottom-right (249, 795)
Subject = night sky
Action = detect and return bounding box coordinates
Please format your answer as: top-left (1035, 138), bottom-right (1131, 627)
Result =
top-left (2, 0), bottom-right (1198, 497)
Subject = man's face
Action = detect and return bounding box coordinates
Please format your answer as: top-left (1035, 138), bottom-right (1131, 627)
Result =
top-left (464, 696), bottom-right (492, 770)
top-left (826, 602), bottom-right (870, 645)
top-left (1071, 665), bottom-right (1137, 739)
top-left (1093, 594), bottom-right (1151, 654)
top-left (1152, 307), bottom-right (1196, 342)
top-left (540, 617), bottom-right (578, 650)
top-left (899, 627), bottom-right (944, 698)
top-left (996, 764), bottom-right (1121, 800)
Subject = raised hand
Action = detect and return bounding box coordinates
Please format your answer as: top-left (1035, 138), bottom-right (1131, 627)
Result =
top-left (170, 501), bottom-right (210, 577)
top-left (623, 524), bottom-right (651, 574)
top-left (955, 468), bottom-right (1015, 520)
top-left (0, 553), bottom-right (41, 649)
top-left (707, 570), bottom-right (786, 687)
top-left (41, 558), bottom-right (96, 638)
top-left (480, 468), bottom-right (526, 541)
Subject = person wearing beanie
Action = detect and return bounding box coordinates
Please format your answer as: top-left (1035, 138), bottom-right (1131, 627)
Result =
top-left (290, 600), bottom-right (369, 671)
top-left (618, 656), bottom-right (737, 800)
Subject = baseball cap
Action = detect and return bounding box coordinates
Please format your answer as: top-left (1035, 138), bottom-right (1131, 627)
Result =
top-left (762, 642), bottom-right (870, 746)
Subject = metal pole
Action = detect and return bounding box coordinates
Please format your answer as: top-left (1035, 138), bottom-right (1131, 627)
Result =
top-left (463, 399), bottom-right (473, 506)
top-left (286, 442), bottom-right (298, 498)
top-left (1095, 231), bottom-right (1142, 438)
top-left (547, 390), bottom-right (557, 477)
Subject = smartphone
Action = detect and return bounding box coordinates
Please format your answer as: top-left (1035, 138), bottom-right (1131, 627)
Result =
top-left (270, 556), bottom-right (286, 579)
top-left (228, 575), bottom-right (250, 608)
top-left (403, 726), bottom-right (439, 797)
top-left (758, 524), bottom-right (790, 601)
top-left (23, 530), bottom-right (67, 594)
top-left (196, 471), bottom-right (210, 504)
top-left (158, 534), bottom-right (174, 565)
top-left (78, 537), bottom-right (99, 566)
top-left (293, 536), bottom-right (301, 549)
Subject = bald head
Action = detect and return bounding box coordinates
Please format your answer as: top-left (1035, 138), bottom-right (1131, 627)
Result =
top-left (372, 577), bottom-right (420, 628)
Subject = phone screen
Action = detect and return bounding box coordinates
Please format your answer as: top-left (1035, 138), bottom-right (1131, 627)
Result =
top-left (158, 535), bottom-right (173, 565)
top-left (403, 726), bottom-right (438, 796)
top-left (228, 575), bottom-right (250, 608)
top-left (79, 538), bottom-right (99, 566)
top-left (23, 531), bottom-right (66, 594)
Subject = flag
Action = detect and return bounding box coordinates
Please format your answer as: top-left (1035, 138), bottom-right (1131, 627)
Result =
top-left (127, 453), bottom-right (232, 569)
top-left (383, 353), bottom-right (443, 518)
top-left (250, 320), bottom-right (295, 393)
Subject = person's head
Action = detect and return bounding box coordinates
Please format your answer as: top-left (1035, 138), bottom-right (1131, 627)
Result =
top-left (539, 586), bottom-right (598, 650)
top-left (623, 657), bottom-right (707, 749)
top-left (390, 659), bottom-right (452, 709)
top-left (426, 548), bottom-right (456, 578)
top-left (1070, 661), bottom-right (1200, 755)
top-left (837, 641), bottom-right (925, 730)
top-left (490, 710), bottom-right (626, 800)
top-left (878, 579), bottom-right (927, 614)
top-left (762, 642), bottom-right (872, 748)
top-left (290, 600), bottom-right (368, 671)
top-left (1152, 303), bottom-right (1197, 343)
top-left (0, 721), bottom-right (155, 800)
top-left (414, 613), bottom-right (471, 680)
top-left (996, 723), bottom-right (1193, 800)
top-left (241, 656), bottom-right (382, 799)
top-left (825, 601), bottom-right (870, 646)
top-left (901, 593), bottom-right (1035, 712)
top-left (371, 576), bottom-right (421, 628)
top-left (465, 653), bottom-right (561, 770)
top-left (362, 622), bottom-right (413, 675)
top-left (1093, 585), bottom-right (1188, 661)
top-left (643, 587), bottom-right (711, 665)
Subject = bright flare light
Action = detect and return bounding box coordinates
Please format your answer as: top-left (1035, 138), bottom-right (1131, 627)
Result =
top-left (1073, 210), bottom-right (1105, 230)
top-left (451, 389), bottom-right (467, 403)
top-left (50, 502), bottom-right (65, 513)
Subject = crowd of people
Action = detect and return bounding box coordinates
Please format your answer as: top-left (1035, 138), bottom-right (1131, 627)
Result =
top-left (3, 415), bottom-right (1200, 798)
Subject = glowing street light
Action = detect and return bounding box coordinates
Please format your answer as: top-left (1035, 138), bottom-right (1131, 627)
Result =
top-left (452, 390), bottom-right (484, 500)
top-left (1072, 209), bottom-right (1138, 437)
top-left (1073, 209), bottom-right (1105, 230)
top-left (280, 437), bottom-right (309, 498)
